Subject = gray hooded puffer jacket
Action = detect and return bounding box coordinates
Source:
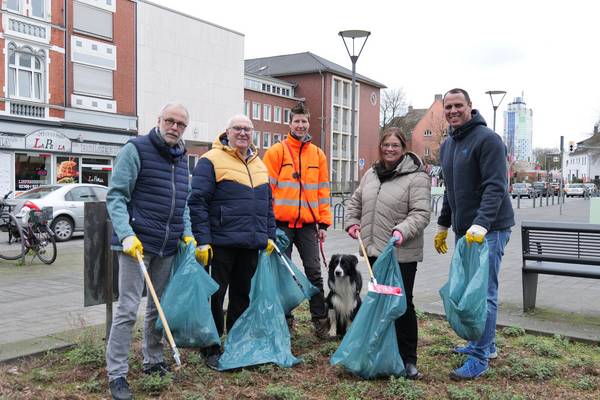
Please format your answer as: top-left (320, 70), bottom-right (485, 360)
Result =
top-left (345, 152), bottom-right (431, 262)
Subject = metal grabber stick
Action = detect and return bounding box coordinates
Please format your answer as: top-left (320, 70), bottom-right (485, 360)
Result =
top-left (357, 232), bottom-right (402, 296)
top-left (136, 253), bottom-right (182, 367)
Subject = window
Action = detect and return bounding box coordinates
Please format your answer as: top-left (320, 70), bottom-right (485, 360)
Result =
top-left (8, 44), bottom-right (45, 101)
top-left (424, 129), bottom-right (432, 137)
top-left (343, 82), bottom-right (350, 106)
top-left (263, 104), bottom-right (271, 122)
top-left (333, 106), bottom-right (340, 131)
top-left (73, 0), bottom-right (113, 39)
top-left (244, 101), bottom-right (250, 117)
top-left (332, 133), bottom-right (339, 157)
top-left (252, 103), bottom-right (261, 120)
top-left (272, 133), bottom-right (282, 144)
top-left (333, 79), bottom-right (340, 104)
top-left (56, 157), bottom-right (80, 184)
top-left (262, 132), bottom-right (271, 148)
top-left (31, 0), bottom-right (44, 18)
top-left (341, 135), bottom-right (348, 158)
top-left (15, 153), bottom-right (51, 191)
top-left (284, 108), bottom-right (291, 124)
top-left (81, 157), bottom-right (112, 186)
top-left (6, 0), bottom-right (19, 12)
top-left (73, 64), bottom-right (113, 98)
top-left (274, 106), bottom-right (282, 123)
top-left (342, 109), bottom-right (349, 132)
top-left (253, 130), bottom-right (260, 147)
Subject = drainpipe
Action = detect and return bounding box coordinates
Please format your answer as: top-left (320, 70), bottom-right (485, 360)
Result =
top-left (319, 69), bottom-right (325, 153)
top-left (63, 0), bottom-right (68, 113)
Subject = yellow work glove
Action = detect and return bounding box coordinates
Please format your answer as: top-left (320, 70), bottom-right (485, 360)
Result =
top-left (434, 227), bottom-right (449, 254)
top-left (266, 239), bottom-right (276, 256)
top-left (465, 225), bottom-right (487, 246)
top-left (195, 244), bottom-right (213, 266)
top-left (122, 235), bottom-right (143, 258)
top-left (183, 235), bottom-right (197, 247)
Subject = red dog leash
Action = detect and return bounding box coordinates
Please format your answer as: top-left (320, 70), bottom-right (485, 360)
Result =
top-left (319, 238), bottom-right (328, 271)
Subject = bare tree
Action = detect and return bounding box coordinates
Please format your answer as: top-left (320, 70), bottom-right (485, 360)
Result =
top-left (380, 88), bottom-right (407, 129)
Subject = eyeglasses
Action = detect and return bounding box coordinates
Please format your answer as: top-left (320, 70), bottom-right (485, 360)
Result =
top-left (163, 118), bottom-right (187, 130)
top-left (381, 143), bottom-right (402, 149)
top-left (229, 126), bottom-right (253, 133)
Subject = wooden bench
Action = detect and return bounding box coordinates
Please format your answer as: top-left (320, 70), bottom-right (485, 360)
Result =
top-left (521, 221), bottom-right (600, 311)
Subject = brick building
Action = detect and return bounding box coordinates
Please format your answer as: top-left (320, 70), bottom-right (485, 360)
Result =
top-left (245, 52), bottom-right (385, 193)
top-left (0, 0), bottom-right (137, 194)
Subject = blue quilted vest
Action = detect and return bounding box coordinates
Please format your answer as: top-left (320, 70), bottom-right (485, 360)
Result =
top-left (127, 129), bottom-right (188, 256)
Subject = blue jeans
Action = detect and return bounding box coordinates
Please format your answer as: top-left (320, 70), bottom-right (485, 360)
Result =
top-left (461, 229), bottom-right (511, 363)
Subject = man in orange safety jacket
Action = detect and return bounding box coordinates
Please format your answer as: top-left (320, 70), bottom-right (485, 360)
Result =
top-left (263, 102), bottom-right (332, 339)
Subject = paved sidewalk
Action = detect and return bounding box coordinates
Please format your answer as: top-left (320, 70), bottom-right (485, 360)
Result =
top-left (1, 197), bottom-right (599, 362)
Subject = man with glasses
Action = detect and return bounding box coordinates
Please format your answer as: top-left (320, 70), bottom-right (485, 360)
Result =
top-left (106, 103), bottom-right (195, 400)
top-left (188, 114), bottom-right (276, 370)
top-left (263, 102), bottom-right (332, 339)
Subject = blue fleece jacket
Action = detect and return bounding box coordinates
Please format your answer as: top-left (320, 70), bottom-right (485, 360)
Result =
top-left (437, 110), bottom-right (514, 235)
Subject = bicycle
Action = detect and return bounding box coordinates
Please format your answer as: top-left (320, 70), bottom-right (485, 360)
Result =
top-left (0, 203), bottom-right (57, 264)
top-left (0, 191), bottom-right (25, 261)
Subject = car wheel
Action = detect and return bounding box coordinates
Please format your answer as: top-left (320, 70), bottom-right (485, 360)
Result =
top-left (51, 216), bottom-right (74, 242)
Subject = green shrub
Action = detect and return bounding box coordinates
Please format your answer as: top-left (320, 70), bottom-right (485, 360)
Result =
top-left (335, 381), bottom-right (371, 400)
top-left (501, 326), bottom-right (525, 337)
top-left (79, 379), bottom-right (102, 393)
top-left (319, 341), bottom-right (339, 356)
top-left (447, 385), bottom-right (479, 400)
top-left (574, 376), bottom-right (596, 391)
top-left (385, 376), bottom-right (424, 400)
top-left (65, 330), bottom-right (104, 367)
top-left (137, 372), bottom-right (173, 393)
top-left (264, 384), bottom-right (304, 400)
top-left (30, 368), bottom-right (54, 383)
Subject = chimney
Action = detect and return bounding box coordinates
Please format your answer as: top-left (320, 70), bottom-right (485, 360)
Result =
top-left (435, 94), bottom-right (442, 102)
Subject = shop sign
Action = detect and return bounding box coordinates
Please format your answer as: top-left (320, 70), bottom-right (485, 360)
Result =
top-left (72, 142), bottom-right (121, 156)
top-left (0, 134), bottom-right (25, 149)
top-left (25, 130), bottom-right (72, 152)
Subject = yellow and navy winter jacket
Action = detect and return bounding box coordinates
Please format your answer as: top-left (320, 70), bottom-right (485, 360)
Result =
top-left (263, 133), bottom-right (332, 229)
top-left (189, 133), bottom-right (275, 249)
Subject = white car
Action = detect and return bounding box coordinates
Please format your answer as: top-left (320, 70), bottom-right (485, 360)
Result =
top-left (6, 184), bottom-right (108, 241)
top-left (564, 183), bottom-right (587, 198)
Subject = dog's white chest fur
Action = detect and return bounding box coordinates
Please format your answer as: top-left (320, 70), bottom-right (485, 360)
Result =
top-left (330, 276), bottom-right (358, 319)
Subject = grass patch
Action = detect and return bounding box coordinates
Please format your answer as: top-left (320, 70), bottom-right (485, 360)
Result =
top-left (447, 384), bottom-right (479, 400)
top-left (264, 383), bottom-right (305, 400)
top-left (519, 336), bottom-right (562, 358)
top-left (501, 326), bottom-right (526, 337)
top-left (65, 328), bottom-right (105, 368)
top-left (136, 372), bottom-right (173, 393)
top-left (385, 376), bottom-right (424, 399)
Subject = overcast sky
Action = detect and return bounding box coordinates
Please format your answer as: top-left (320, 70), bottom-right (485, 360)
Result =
top-left (153, 0), bottom-right (600, 149)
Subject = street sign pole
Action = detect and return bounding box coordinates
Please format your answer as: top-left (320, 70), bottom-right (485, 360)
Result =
top-left (560, 136), bottom-right (564, 215)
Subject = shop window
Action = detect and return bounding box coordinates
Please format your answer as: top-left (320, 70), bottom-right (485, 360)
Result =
top-left (8, 43), bottom-right (45, 101)
top-left (81, 157), bottom-right (112, 186)
top-left (56, 157), bottom-right (80, 184)
top-left (15, 153), bottom-right (51, 191)
top-left (73, 0), bottom-right (113, 39)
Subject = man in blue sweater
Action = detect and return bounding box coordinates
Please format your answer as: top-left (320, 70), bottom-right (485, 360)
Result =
top-left (105, 103), bottom-right (195, 400)
top-left (434, 88), bottom-right (514, 380)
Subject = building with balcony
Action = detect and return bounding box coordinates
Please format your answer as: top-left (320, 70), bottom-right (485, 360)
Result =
top-left (0, 0), bottom-right (137, 194)
top-left (245, 52), bottom-right (385, 193)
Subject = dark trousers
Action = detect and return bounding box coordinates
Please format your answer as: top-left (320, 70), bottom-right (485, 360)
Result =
top-left (369, 257), bottom-right (418, 365)
top-left (277, 223), bottom-right (327, 320)
top-left (209, 246), bottom-right (258, 338)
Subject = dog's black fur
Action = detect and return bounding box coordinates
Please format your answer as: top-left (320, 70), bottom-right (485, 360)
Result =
top-left (326, 254), bottom-right (362, 338)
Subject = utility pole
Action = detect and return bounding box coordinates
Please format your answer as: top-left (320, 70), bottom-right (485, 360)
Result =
top-left (560, 136), bottom-right (564, 215)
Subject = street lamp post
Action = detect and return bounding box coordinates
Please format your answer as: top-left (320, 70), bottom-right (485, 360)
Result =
top-left (485, 90), bottom-right (507, 133)
top-left (339, 29), bottom-right (370, 192)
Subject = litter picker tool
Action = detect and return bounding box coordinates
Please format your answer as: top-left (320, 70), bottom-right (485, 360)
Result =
top-left (357, 232), bottom-right (403, 296)
top-left (136, 253), bottom-right (182, 368)
top-left (272, 243), bottom-right (311, 297)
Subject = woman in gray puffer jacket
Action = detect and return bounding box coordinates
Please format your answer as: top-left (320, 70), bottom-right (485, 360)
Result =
top-left (345, 127), bottom-right (431, 379)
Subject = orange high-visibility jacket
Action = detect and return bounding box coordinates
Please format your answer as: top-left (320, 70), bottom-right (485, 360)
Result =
top-left (263, 133), bottom-right (332, 228)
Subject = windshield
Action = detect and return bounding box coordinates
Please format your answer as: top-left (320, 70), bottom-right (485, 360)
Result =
top-left (513, 183), bottom-right (526, 188)
top-left (568, 184), bottom-right (584, 188)
top-left (16, 186), bottom-right (60, 199)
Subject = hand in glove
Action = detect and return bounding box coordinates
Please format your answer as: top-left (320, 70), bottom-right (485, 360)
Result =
top-left (434, 227), bottom-right (449, 254)
top-left (122, 235), bottom-right (143, 258)
top-left (347, 224), bottom-right (360, 240)
top-left (195, 244), bottom-right (213, 266)
top-left (182, 235), bottom-right (197, 247)
top-left (465, 225), bottom-right (487, 246)
top-left (392, 230), bottom-right (404, 247)
top-left (266, 239), bottom-right (276, 256)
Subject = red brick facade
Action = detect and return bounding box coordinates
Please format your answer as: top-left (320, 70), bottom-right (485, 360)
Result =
top-left (408, 95), bottom-right (448, 166)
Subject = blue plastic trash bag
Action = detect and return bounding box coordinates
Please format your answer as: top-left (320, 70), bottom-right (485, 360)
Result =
top-left (156, 242), bottom-right (220, 348)
top-left (217, 251), bottom-right (301, 370)
top-left (273, 252), bottom-right (319, 315)
top-left (331, 238), bottom-right (407, 379)
top-left (439, 237), bottom-right (489, 341)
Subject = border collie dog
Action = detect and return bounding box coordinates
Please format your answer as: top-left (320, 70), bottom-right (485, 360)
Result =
top-left (326, 254), bottom-right (362, 338)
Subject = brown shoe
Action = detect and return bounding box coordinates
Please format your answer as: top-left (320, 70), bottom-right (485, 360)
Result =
top-left (312, 318), bottom-right (330, 340)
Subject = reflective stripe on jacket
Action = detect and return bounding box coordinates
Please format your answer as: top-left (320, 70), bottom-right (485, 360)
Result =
top-left (263, 133), bottom-right (332, 228)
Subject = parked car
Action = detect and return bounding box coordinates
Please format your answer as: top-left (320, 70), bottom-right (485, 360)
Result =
top-left (549, 182), bottom-right (561, 195)
top-left (564, 183), bottom-right (587, 198)
top-left (532, 181), bottom-right (548, 196)
top-left (511, 182), bottom-right (533, 199)
top-left (5, 184), bottom-right (108, 241)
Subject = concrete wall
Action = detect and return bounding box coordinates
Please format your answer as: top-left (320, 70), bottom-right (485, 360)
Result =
top-left (136, 1), bottom-right (244, 145)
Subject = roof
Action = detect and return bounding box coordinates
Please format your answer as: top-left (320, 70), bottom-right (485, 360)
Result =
top-left (245, 52), bottom-right (386, 89)
top-left (245, 72), bottom-right (297, 88)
